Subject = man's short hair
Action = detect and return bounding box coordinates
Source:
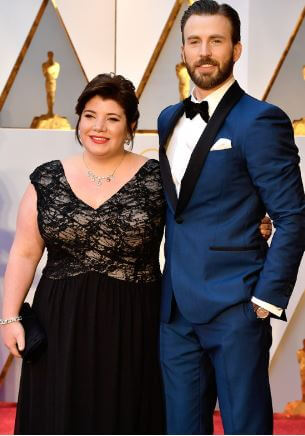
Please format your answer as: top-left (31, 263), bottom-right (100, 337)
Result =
top-left (181, 0), bottom-right (241, 45)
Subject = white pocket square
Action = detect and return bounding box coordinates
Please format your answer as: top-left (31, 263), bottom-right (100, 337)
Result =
top-left (210, 138), bottom-right (232, 151)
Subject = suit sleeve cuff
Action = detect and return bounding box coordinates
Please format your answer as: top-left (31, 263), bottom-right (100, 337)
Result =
top-left (251, 296), bottom-right (283, 317)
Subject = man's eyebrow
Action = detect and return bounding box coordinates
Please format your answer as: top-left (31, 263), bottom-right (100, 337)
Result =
top-left (186, 35), bottom-right (200, 40)
top-left (209, 34), bottom-right (225, 39)
top-left (186, 34), bottom-right (225, 40)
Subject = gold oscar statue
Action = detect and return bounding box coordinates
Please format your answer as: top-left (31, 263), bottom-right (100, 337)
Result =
top-left (31, 51), bottom-right (71, 129)
top-left (284, 339), bottom-right (305, 416)
top-left (176, 63), bottom-right (190, 101)
top-left (292, 66), bottom-right (305, 136)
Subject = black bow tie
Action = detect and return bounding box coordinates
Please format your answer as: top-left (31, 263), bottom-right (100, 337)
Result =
top-left (183, 97), bottom-right (210, 123)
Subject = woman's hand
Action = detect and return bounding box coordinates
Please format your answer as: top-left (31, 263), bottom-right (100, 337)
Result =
top-left (1, 184), bottom-right (44, 360)
top-left (1, 322), bottom-right (25, 358)
top-left (259, 216), bottom-right (272, 240)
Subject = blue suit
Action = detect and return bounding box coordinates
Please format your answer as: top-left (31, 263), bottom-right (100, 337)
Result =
top-left (158, 82), bottom-right (305, 434)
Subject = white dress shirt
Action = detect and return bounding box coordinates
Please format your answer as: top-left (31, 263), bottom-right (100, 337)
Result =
top-left (166, 77), bottom-right (235, 196)
top-left (166, 77), bottom-right (282, 317)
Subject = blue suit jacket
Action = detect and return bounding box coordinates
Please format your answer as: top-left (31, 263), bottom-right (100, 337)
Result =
top-left (158, 82), bottom-right (305, 324)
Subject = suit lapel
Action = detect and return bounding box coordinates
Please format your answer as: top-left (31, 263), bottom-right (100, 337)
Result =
top-left (158, 103), bottom-right (185, 212)
top-left (175, 81), bottom-right (245, 217)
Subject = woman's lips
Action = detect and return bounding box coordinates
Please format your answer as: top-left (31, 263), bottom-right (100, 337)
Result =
top-left (90, 136), bottom-right (109, 144)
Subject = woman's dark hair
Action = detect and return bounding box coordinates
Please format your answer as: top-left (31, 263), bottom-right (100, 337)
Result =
top-left (181, 0), bottom-right (241, 45)
top-left (75, 73), bottom-right (139, 146)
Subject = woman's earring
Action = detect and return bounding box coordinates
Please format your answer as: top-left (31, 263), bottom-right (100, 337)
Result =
top-left (125, 135), bottom-right (131, 146)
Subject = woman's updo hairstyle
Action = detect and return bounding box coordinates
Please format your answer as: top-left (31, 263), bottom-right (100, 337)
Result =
top-left (75, 73), bottom-right (139, 146)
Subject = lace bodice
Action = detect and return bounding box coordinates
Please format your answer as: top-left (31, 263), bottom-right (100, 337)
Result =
top-left (30, 159), bottom-right (165, 282)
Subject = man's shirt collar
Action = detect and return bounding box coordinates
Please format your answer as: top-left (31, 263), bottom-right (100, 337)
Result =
top-left (191, 77), bottom-right (236, 117)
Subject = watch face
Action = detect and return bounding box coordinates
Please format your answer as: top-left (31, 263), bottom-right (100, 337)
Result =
top-left (256, 307), bottom-right (269, 319)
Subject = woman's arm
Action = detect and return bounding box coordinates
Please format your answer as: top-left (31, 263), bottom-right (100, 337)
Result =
top-left (1, 184), bottom-right (45, 357)
top-left (259, 216), bottom-right (272, 240)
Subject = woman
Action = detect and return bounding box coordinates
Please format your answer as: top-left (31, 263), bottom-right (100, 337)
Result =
top-left (2, 73), bottom-right (165, 434)
top-left (1, 73), bottom-right (271, 435)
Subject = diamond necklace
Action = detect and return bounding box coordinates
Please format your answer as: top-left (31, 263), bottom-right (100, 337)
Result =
top-left (83, 152), bottom-right (126, 187)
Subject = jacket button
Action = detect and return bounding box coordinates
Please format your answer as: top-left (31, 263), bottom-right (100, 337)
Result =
top-left (175, 216), bottom-right (183, 224)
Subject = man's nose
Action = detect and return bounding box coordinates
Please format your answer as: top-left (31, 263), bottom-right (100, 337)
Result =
top-left (199, 41), bottom-right (212, 57)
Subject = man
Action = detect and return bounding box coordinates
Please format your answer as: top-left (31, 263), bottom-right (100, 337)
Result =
top-left (158, 1), bottom-right (305, 434)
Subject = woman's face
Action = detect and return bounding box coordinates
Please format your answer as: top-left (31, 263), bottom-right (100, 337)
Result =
top-left (79, 95), bottom-right (128, 158)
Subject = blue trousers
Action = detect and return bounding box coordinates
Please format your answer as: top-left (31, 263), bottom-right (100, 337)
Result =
top-left (160, 300), bottom-right (273, 435)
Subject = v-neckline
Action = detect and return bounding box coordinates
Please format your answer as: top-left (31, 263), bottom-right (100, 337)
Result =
top-left (57, 159), bottom-right (152, 211)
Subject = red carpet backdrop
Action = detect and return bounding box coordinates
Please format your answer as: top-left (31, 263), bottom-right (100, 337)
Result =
top-left (1, 404), bottom-right (305, 435)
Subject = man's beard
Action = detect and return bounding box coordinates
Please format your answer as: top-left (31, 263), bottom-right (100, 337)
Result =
top-left (184, 52), bottom-right (234, 90)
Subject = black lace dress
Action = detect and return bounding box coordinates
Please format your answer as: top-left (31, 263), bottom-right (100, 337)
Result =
top-left (14, 159), bottom-right (165, 435)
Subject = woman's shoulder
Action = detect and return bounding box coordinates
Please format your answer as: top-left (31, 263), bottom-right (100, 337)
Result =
top-left (128, 154), bottom-right (162, 195)
top-left (142, 158), bottom-right (160, 177)
top-left (145, 158), bottom-right (160, 169)
top-left (29, 159), bottom-right (62, 184)
top-left (30, 159), bottom-right (61, 176)
top-left (30, 155), bottom-right (81, 182)
top-left (128, 152), bottom-right (159, 172)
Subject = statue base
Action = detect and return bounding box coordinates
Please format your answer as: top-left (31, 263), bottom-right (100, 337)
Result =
top-left (284, 400), bottom-right (305, 417)
top-left (293, 118), bottom-right (305, 136)
top-left (31, 114), bottom-right (71, 130)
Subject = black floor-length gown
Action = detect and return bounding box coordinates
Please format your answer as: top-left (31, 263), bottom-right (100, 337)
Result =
top-left (14, 159), bottom-right (165, 435)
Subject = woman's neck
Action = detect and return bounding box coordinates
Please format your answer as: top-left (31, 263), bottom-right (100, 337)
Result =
top-left (82, 150), bottom-right (127, 174)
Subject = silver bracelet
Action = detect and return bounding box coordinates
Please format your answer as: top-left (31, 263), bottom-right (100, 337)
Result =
top-left (0, 315), bottom-right (22, 325)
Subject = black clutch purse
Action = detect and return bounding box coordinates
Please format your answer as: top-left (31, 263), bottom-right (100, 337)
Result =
top-left (19, 303), bottom-right (47, 363)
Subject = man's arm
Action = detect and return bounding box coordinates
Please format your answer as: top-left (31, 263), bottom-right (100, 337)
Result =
top-left (243, 105), bottom-right (305, 309)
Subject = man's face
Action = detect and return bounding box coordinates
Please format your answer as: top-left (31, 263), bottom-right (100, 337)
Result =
top-left (181, 14), bottom-right (241, 95)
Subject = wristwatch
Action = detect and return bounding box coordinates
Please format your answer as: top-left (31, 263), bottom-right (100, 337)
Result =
top-left (253, 303), bottom-right (270, 319)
